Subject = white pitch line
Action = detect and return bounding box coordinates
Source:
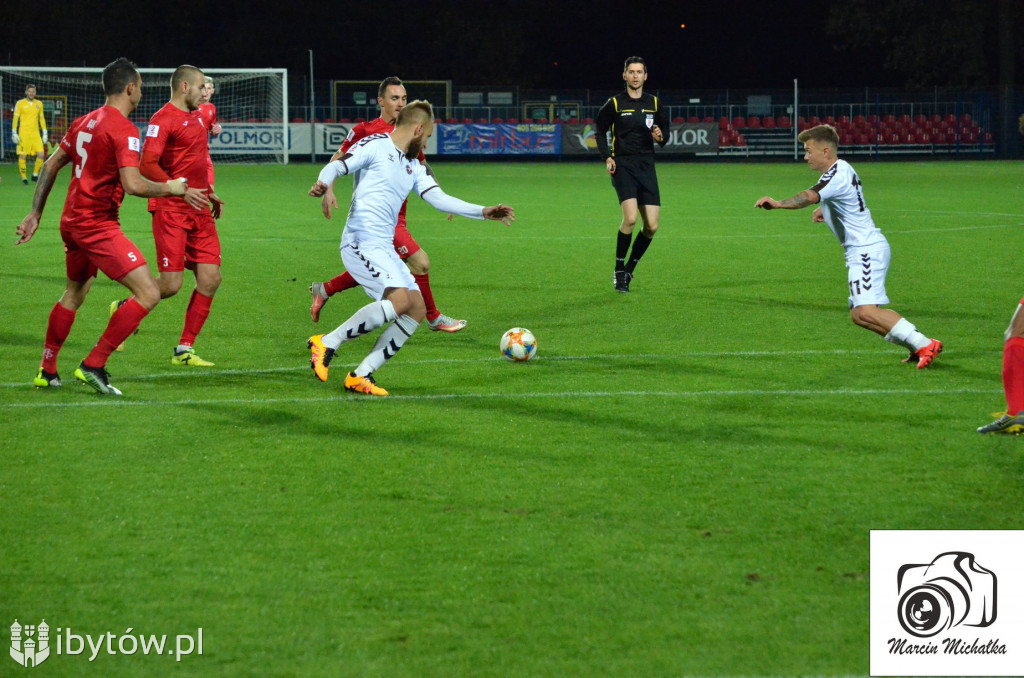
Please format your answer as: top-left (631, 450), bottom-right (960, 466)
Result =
top-left (2, 348), bottom-right (1000, 391)
top-left (0, 387), bottom-right (1002, 410)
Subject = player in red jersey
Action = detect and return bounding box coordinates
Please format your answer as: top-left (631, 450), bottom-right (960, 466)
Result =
top-left (16, 57), bottom-right (206, 396)
top-left (137, 65), bottom-right (225, 366)
top-left (309, 76), bottom-right (467, 333)
top-left (197, 76), bottom-right (221, 188)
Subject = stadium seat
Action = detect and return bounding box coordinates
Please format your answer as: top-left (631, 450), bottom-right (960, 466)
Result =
top-left (568, 118), bottom-right (578, 124)
top-left (582, 118), bottom-right (593, 124)
top-left (918, 133), bottom-right (931, 144)
top-left (354, 117), bottom-right (367, 123)
top-left (719, 116), bottom-right (730, 127)
top-left (777, 116), bottom-right (791, 128)
top-left (898, 114), bottom-right (910, 124)
top-left (735, 136), bottom-right (747, 147)
top-left (672, 116), bottom-right (685, 124)
top-left (944, 113), bottom-right (956, 123)
top-left (913, 114), bottom-right (927, 125)
top-left (984, 132), bottom-right (994, 144)
top-left (687, 116), bottom-right (700, 123)
top-left (838, 115), bottom-right (850, 125)
top-left (291, 117), bottom-right (305, 123)
top-left (523, 118), bottom-right (534, 123)
top-left (855, 133), bottom-right (869, 146)
top-left (732, 116), bottom-right (746, 128)
top-left (493, 117), bottom-right (505, 124)
top-left (702, 116), bottom-right (714, 123)
top-left (247, 117), bottom-right (260, 123)
top-left (935, 133), bottom-right (949, 144)
top-left (507, 118), bottom-right (520, 124)
top-left (883, 114), bottom-right (895, 123)
top-left (853, 114), bottom-right (866, 125)
top-left (476, 118), bottom-right (488, 124)
top-left (823, 116), bottom-right (836, 126)
top-left (748, 116), bottom-right (761, 128)
top-left (762, 116), bottom-right (775, 128)
top-left (718, 133), bottom-right (731, 147)
top-left (930, 114), bottom-right (942, 124)
top-left (960, 113), bottom-right (972, 123)
top-left (809, 115), bottom-right (821, 125)
top-left (462, 118), bottom-right (473, 124)
top-left (446, 118), bottom-right (457, 123)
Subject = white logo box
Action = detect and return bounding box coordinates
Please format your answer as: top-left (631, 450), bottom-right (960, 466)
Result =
top-left (870, 530), bottom-right (1024, 676)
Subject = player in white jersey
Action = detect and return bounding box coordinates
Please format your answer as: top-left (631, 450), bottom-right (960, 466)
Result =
top-left (755, 124), bottom-right (942, 368)
top-left (305, 101), bottom-right (515, 396)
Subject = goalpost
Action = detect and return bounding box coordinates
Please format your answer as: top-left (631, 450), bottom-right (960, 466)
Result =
top-left (1, 66), bottom-right (288, 164)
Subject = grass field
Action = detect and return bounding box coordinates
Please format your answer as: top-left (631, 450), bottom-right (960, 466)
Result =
top-left (2, 158), bottom-right (1023, 676)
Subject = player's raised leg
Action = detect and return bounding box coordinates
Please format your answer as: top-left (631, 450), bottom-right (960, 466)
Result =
top-left (76, 264), bottom-right (160, 396)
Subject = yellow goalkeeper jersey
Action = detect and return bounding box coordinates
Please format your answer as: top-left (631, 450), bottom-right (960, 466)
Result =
top-left (13, 98), bottom-right (46, 138)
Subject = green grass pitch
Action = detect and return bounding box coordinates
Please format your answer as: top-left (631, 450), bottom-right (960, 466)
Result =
top-left (1, 158), bottom-right (1023, 676)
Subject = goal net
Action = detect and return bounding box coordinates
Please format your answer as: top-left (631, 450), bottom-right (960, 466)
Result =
top-left (1, 66), bottom-right (288, 163)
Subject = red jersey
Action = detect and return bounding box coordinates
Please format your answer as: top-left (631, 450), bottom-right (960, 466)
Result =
top-left (58, 105), bottom-right (142, 232)
top-left (143, 102), bottom-right (210, 212)
top-left (197, 102), bottom-right (218, 134)
top-left (339, 117), bottom-right (426, 222)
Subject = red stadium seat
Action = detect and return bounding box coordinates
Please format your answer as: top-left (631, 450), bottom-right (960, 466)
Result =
top-left (762, 116), bottom-right (775, 128)
top-left (672, 116), bottom-right (685, 124)
top-left (507, 118), bottom-right (520, 124)
top-left (776, 115), bottom-right (791, 128)
top-left (687, 116), bottom-right (699, 123)
top-left (702, 116), bottom-right (714, 123)
top-left (718, 116), bottom-right (729, 127)
top-left (291, 117), bottom-right (305, 123)
top-left (582, 118), bottom-right (594, 124)
top-left (855, 133), bottom-right (869, 145)
top-left (748, 116), bottom-right (761, 128)
top-left (493, 117), bottom-right (505, 124)
top-left (960, 113), bottom-right (972, 123)
top-left (735, 135), bottom-right (747, 147)
top-left (732, 116), bottom-right (746, 128)
top-left (446, 118), bottom-right (457, 123)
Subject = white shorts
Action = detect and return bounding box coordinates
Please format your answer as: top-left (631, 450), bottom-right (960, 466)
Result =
top-left (845, 242), bottom-right (891, 308)
top-left (340, 239), bottom-right (419, 302)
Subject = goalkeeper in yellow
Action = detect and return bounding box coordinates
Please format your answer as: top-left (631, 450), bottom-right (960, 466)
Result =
top-left (12, 84), bottom-right (48, 185)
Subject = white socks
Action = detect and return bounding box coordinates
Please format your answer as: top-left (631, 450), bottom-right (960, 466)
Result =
top-left (884, 318), bottom-right (930, 351)
top-left (323, 299), bottom-right (397, 349)
top-left (354, 314), bottom-right (419, 376)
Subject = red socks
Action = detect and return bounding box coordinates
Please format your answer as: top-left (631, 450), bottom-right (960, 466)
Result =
top-left (41, 303), bottom-right (77, 373)
top-left (1003, 336), bottom-right (1024, 415)
top-left (179, 290), bottom-right (214, 348)
top-left (324, 272), bottom-right (357, 296)
top-left (415, 274), bottom-right (439, 322)
top-left (83, 297), bottom-right (149, 368)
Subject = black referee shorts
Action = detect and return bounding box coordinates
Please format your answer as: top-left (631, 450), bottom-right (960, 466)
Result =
top-left (610, 155), bottom-right (660, 206)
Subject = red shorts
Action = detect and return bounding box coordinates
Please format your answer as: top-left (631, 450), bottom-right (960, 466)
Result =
top-left (152, 209), bottom-right (221, 272)
top-left (392, 219), bottom-right (421, 259)
top-left (61, 224), bottom-right (148, 282)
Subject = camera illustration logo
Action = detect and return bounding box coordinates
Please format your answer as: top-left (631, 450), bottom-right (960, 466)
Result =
top-left (897, 552), bottom-right (997, 638)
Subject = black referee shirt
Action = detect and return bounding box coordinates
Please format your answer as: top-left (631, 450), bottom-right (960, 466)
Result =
top-left (594, 90), bottom-right (670, 159)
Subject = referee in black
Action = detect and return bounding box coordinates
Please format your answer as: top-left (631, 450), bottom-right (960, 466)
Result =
top-left (595, 56), bottom-right (670, 293)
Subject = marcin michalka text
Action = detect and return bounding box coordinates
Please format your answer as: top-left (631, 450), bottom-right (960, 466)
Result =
top-left (887, 637), bottom-right (1007, 656)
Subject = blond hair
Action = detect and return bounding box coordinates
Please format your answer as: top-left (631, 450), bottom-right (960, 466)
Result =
top-left (798, 124), bottom-right (840, 148)
top-left (396, 100), bottom-right (434, 128)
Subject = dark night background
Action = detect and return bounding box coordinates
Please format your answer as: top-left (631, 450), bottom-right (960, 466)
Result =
top-left (2, 0), bottom-right (1020, 91)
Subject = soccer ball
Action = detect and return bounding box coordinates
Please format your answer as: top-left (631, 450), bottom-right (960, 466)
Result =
top-left (500, 327), bottom-right (537, 362)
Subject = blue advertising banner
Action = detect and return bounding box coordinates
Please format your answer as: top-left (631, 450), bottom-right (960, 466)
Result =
top-left (438, 123), bottom-right (561, 155)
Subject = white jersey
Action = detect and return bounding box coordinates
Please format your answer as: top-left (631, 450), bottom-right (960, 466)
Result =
top-left (333, 133), bottom-right (439, 244)
top-left (811, 159), bottom-right (885, 249)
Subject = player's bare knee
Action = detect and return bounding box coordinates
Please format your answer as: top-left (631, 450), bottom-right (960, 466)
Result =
top-left (643, 222), bottom-right (659, 237)
top-left (158, 276), bottom-right (183, 298)
top-left (849, 307), bottom-right (873, 328)
top-left (197, 269), bottom-right (222, 296)
top-left (406, 250), bottom-right (430, 275)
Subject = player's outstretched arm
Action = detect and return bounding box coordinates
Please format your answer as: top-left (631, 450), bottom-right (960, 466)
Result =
top-left (119, 167), bottom-right (206, 206)
top-left (16, 147), bottom-right (71, 245)
top-left (755, 189), bottom-right (819, 211)
top-left (483, 204), bottom-right (515, 226)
